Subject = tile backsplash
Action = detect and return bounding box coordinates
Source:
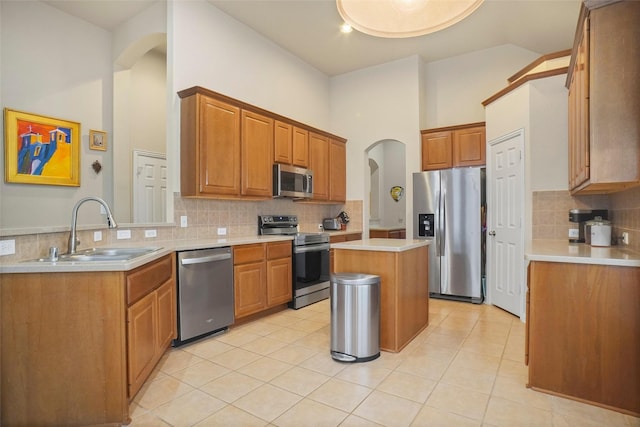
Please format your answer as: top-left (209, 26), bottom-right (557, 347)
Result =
top-left (0, 195), bottom-right (363, 263)
top-left (532, 186), bottom-right (640, 252)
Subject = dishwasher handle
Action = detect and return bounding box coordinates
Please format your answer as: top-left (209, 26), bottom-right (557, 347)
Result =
top-left (180, 252), bottom-right (232, 265)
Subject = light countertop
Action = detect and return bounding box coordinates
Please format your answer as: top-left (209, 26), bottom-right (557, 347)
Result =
top-left (526, 240), bottom-right (640, 267)
top-left (0, 235), bottom-right (293, 274)
top-left (331, 238), bottom-right (430, 252)
top-left (369, 226), bottom-right (406, 231)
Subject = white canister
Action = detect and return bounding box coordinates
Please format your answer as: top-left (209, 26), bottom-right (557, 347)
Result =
top-left (589, 219), bottom-right (612, 247)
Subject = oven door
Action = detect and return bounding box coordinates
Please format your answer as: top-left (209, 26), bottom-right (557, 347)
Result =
top-left (292, 243), bottom-right (330, 295)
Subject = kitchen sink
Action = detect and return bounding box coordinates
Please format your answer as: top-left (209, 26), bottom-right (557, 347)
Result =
top-left (29, 246), bottom-right (162, 262)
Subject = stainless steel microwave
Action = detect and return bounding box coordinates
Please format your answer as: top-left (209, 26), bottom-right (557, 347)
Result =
top-left (273, 164), bottom-right (313, 198)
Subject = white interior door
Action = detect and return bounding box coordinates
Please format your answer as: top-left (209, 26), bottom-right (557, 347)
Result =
top-left (487, 130), bottom-right (524, 316)
top-left (133, 150), bottom-right (167, 223)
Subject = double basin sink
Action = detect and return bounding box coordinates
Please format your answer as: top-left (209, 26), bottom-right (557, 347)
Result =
top-left (32, 246), bottom-right (162, 263)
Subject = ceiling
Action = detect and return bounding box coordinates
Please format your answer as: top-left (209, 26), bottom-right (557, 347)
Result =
top-left (43, 0), bottom-right (581, 76)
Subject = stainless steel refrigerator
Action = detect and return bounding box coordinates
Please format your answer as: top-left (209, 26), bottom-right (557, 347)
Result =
top-left (413, 167), bottom-right (485, 303)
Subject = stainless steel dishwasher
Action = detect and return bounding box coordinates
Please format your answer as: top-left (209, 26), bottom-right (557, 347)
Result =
top-left (174, 247), bottom-right (234, 346)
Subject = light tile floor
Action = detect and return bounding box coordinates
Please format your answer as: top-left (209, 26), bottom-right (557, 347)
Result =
top-left (127, 299), bottom-right (640, 427)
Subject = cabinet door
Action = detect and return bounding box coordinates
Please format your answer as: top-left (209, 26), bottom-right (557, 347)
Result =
top-left (274, 120), bottom-right (292, 164)
top-left (127, 291), bottom-right (157, 398)
top-left (421, 131), bottom-right (452, 170)
top-left (234, 262), bottom-right (266, 318)
top-left (453, 126), bottom-right (486, 167)
top-left (329, 139), bottom-right (347, 202)
top-left (267, 257), bottom-right (292, 307)
top-left (242, 110), bottom-right (274, 197)
top-left (156, 280), bottom-right (176, 352)
top-left (292, 126), bottom-right (309, 167)
top-left (199, 96), bottom-right (241, 195)
top-left (309, 132), bottom-right (330, 200)
top-left (569, 17), bottom-right (590, 190)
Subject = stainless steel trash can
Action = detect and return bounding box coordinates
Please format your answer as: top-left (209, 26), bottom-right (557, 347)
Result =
top-left (330, 273), bottom-right (380, 363)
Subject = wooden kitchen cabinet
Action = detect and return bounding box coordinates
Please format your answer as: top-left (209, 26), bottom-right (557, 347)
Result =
top-left (309, 132), bottom-right (330, 200)
top-left (527, 261), bottom-right (640, 416)
top-left (292, 126), bottom-right (309, 167)
top-left (421, 123), bottom-right (486, 171)
top-left (274, 120), bottom-right (293, 164)
top-left (369, 228), bottom-right (406, 239)
top-left (329, 139), bottom-right (347, 202)
top-left (180, 92), bottom-right (241, 197)
top-left (329, 233), bottom-right (362, 273)
top-left (241, 110), bottom-right (273, 197)
top-left (234, 241), bottom-right (292, 319)
top-left (567, 2), bottom-right (640, 194)
top-left (126, 254), bottom-right (176, 399)
top-left (266, 241), bottom-right (293, 306)
top-left (1, 253), bottom-right (177, 426)
top-left (275, 121), bottom-right (309, 168)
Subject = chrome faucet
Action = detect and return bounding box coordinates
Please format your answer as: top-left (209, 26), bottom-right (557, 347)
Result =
top-left (68, 197), bottom-right (118, 254)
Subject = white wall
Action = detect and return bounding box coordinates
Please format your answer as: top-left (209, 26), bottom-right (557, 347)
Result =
top-left (330, 56), bottom-right (422, 237)
top-left (0, 1), bottom-right (113, 230)
top-left (424, 44), bottom-right (539, 128)
top-left (113, 50), bottom-right (167, 223)
top-left (169, 0), bottom-right (332, 193)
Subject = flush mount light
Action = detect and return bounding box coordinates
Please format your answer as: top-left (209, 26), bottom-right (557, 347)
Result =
top-left (336, 0), bottom-right (485, 38)
top-left (340, 22), bottom-right (353, 33)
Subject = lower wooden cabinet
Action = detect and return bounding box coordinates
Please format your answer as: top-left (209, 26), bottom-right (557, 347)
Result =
top-left (234, 241), bottom-right (292, 319)
top-left (527, 261), bottom-right (640, 415)
top-left (329, 233), bottom-right (362, 274)
top-left (0, 252), bottom-right (177, 426)
top-left (126, 254), bottom-right (177, 399)
top-left (369, 228), bottom-right (406, 239)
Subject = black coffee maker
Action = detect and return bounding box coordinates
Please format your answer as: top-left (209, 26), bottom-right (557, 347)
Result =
top-left (568, 209), bottom-right (609, 243)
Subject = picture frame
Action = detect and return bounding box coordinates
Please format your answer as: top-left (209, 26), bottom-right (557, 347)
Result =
top-left (4, 108), bottom-right (80, 187)
top-left (89, 129), bottom-right (107, 151)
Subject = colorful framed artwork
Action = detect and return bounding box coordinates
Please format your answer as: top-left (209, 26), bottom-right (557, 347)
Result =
top-left (89, 129), bottom-right (107, 151)
top-left (4, 108), bottom-right (80, 186)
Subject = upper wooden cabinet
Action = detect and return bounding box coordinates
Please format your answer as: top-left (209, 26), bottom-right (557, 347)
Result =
top-left (567, 1), bottom-right (640, 194)
top-left (421, 123), bottom-right (486, 171)
top-left (274, 120), bottom-right (293, 164)
top-left (274, 121), bottom-right (309, 168)
top-left (241, 110), bottom-right (273, 197)
top-left (329, 139), bottom-right (346, 202)
top-left (181, 93), bottom-right (241, 197)
top-left (292, 126), bottom-right (309, 167)
top-left (309, 132), bottom-right (330, 201)
top-left (179, 87), bottom-right (346, 200)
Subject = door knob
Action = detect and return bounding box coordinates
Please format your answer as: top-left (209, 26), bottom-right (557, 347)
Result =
top-left (488, 231), bottom-right (496, 236)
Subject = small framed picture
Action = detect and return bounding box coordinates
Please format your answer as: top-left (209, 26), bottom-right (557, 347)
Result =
top-left (89, 130), bottom-right (107, 151)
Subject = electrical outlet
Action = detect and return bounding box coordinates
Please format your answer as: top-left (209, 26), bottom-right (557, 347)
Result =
top-left (0, 239), bottom-right (16, 256)
top-left (117, 229), bottom-right (131, 240)
top-left (180, 216), bottom-right (188, 228)
top-left (217, 227), bottom-right (227, 236)
top-left (93, 231), bottom-right (103, 242)
top-left (145, 229), bottom-right (157, 238)
top-left (568, 228), bottom-right (579, 238)
top-left (622, 232), bottom-right (630, 245)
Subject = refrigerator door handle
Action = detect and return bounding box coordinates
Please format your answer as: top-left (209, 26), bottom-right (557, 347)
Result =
top-left (435, 189), bottom-right (441, 256)
top-left (441, 189), bottom-right (446, 255)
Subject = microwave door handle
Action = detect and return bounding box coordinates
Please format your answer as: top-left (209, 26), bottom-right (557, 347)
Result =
top-left (307, 174), bottom-right (313, 194)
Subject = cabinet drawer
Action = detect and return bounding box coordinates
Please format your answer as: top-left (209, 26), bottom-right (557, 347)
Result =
top-left (127, 254), bottom-right (174, 306)
top-left (267, 241), bottom-right (292, 260)
top-left (234, 244), bottom-right (265, 264)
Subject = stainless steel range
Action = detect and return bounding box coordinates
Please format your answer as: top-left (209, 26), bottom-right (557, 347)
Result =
top-left (258, 215), bottom-right (330, 309)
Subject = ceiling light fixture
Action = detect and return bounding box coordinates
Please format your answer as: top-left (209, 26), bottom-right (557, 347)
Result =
top-left (340, 22), bottom-right (353, 33)
top-left (336, 0), bottom-right (485, 38)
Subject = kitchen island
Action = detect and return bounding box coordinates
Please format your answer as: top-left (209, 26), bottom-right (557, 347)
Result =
top-left (525, 240), bottom-right (640, 416)
top-left (332, 238), bottom-right (430, 352)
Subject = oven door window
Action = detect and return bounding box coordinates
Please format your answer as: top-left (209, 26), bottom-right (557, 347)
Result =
top-left (294, 249), bottom-right (329, 290)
